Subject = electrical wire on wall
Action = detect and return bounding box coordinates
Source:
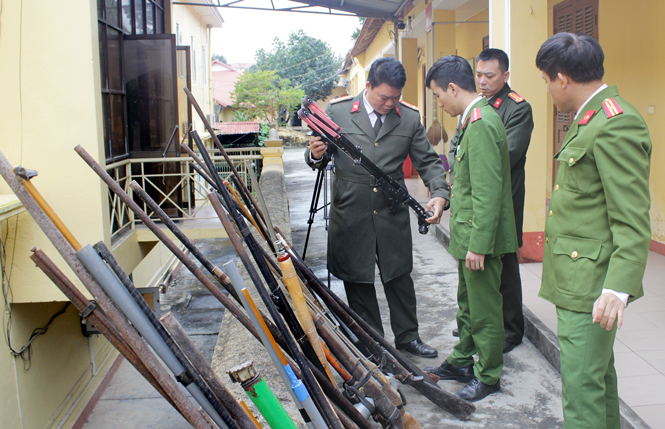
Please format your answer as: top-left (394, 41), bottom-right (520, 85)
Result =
top-left (2, 217), bottom-right (71, 371)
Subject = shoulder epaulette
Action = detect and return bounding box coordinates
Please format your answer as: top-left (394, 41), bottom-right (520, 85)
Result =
top-left (507, 92), bottom-right (525, 103)
top-left (399, 100), bottom-right (419, 112)
top-left (601, 98), bottom-right (623, 118)
top-left (330, 95), bottom-right (353, 104)
top-left (578, 110), bottom-right (596, 125)
top-left (470, 107), bottom-right (482, 123)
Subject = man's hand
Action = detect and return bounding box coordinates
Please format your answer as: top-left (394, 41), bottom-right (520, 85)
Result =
top-left (309, 135), bottom-right (328, 160)
top-left (465, 251), bottom-right (485, 271)
top-left (592, 292), bottom-right (625, 330)
top-left (425, 197), bottom-right (448, 224)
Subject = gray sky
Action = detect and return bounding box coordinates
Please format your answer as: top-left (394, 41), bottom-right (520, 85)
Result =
top-left (210, 7), bottom-right (362, 64)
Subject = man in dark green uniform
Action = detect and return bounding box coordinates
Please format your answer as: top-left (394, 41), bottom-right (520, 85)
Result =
top-left (476, 48), bottom-right (534, 353)
top-left (536, 33), bottom-right (651, 429)
top-left (305, 57), bottom-right (449, 358)
top-left (423, 56), bottom-right (518, 402)
top-left (448, 49), bottom-right (534, 354)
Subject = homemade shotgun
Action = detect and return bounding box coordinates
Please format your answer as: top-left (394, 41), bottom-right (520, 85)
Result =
top-left (298, 96), bottom-right (449, 235)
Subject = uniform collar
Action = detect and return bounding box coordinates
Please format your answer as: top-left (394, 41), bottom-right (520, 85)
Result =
top-left (574, 83), bottom-right (608, 119)
top-left (486, 83), bottom-right (511, 106)
top-left (460, 95), bottom-right (484, 125)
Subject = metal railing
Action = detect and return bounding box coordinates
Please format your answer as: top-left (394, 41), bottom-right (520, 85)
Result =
top-left (105, 147), bottom-right (262, 240)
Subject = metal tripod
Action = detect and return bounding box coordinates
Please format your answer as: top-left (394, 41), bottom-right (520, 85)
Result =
top-left (302, 163), bottom-right (332, 261)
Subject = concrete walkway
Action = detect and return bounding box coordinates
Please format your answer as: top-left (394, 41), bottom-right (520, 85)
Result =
top-left (285, 148), bottom-right (564, 428)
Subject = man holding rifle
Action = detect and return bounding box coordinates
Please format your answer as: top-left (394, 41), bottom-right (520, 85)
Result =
top-left (305, 57), bottom-right (449, 358)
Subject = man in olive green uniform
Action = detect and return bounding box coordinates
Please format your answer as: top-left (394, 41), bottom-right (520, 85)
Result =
top-left (448, 49), bottom-right (533, 353)
top-left (424, 56), bottom-right (518, 402)
top-left (536, 33), bottom-right (651, 428)
top-left (306, 57), bottom-right (449, 358)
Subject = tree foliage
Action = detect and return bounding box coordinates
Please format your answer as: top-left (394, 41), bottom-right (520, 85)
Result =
top-left (212, 53), bottom-right (228, 63)
top-left (231, 70), bottom-right (304, 123)
top-left (253, 30), bottom-right (342, 101)
top-left (351, 17), bottom-right (366, 41)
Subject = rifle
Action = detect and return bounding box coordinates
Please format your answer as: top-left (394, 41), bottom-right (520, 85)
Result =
top-left (298, 96), bottom-right (449, 235)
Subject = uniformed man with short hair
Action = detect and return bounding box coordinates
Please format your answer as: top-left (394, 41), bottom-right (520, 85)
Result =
top-left (448, 49), bottom-right (534, 354)
top-left (536, 33), bottom-right (651, 428)
top-left (305, 57), bottom-right (449, 358)
top-left (424, 55), bottom-right (518, 402)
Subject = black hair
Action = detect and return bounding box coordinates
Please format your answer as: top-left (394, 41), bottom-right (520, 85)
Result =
top-left (536, 32), bottom-right (604, 83)
top-left (425, 55), bottom-right (477, 93)
top-left (476, 48), bottom-right (509, 73)
top-left (367, 57), bottom-right (407, 89)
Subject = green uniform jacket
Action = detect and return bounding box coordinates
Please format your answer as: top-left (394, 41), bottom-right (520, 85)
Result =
top-left (449, 85), bottom-right (533, 246)
top-left (539, 85), bottom-right (652, 313)
top-left (448, 98), bottom-right (518, 260)
top-left (305, 92), bottom-right (449, 283)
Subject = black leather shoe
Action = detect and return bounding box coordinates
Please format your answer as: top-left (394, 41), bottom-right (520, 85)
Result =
top-left (396, 338), bottom-right (438, 358)
top-left (452, 328), bottom-right (459, 337)
top-left (503, 341), bottom-right (520, 354)
top-left (455, 377), bottom-right (500, 402)
top-left (424, 361), bottom-right (473, 383)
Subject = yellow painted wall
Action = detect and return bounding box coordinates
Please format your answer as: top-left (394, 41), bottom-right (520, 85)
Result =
top-left (490, 0), bottom-right (550, 237)
top-left (401, 38), bottom-right (420, 105)
top-left (173, 6), bottom-right (214, 136)
top-left (599, 0), bottom-right (665, 244)
top-left (0, 0), bottom-right (108, 303)
top-left (430, 10), bottom-right (458, 151)
top-left (455, 8), bottom-right (489, 65)
top-left (364, 22), bottom-right (395, 68)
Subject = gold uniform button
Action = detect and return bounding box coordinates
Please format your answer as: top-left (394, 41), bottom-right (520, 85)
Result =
top-left (373, 210), bottom-right (378, 215)
top-left (548, 210), bottom-right (553, 217)
top-left (571, 251), bottom-right (578, 258)
top-left (454, 174), bottom-right (457, 179)
top-left (468, 220), bottom-right (473, 225)
top-left (569, 157), bottom-right (575, 164)
top-left (375, 142), bottom-right (379, 147)
top-left (554, 184), bottom-right (559, 191)
top-left (451, 193), bottom-right (454, 198)
top-left (373, 187), bottom-right (378, 193)
top-left (545, 237), bottom-right (549, 244)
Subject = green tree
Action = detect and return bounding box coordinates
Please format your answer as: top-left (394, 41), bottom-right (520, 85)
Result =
top-left (212, 53), bottom-right (228, 63)
top-left (254, 30), bottom-right (342, 101)
top-left (231, 70), bottom-right (304, 123)
top-left (351, 17), bottom-right (366, 41)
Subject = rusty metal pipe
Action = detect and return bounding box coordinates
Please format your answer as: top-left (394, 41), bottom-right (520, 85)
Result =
top-left (0, 150), bottom-right (214, 429)
top-left (29, 248), bottom-right (176, 409)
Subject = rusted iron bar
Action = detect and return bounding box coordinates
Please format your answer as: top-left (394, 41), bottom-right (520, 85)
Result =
top-left (0, 150), bottom-right (214, 429)
top-left (29, 248), bottom-right (176, 409)
top-left (160, 312), bottom-right (259, 429)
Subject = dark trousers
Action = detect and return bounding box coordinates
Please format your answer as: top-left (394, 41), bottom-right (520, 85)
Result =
top-left (343, 273), bottom-right (419, 345)
top-left (499, 252), bottom-right (524, 344)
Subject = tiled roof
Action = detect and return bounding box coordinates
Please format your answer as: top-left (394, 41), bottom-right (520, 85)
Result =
top-left (214, 121), bottom-right (261, 134)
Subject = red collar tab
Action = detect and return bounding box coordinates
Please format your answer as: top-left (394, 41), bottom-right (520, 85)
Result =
top-left (470, 107), bottom-right (482, 123)
top-left (602, 98), bottom-right (623, 118)
top-left (493, 98), bottom-right (503, 108)
top-left (578, 110), bottom-right (596, 125)
top-left (507, 92), bottom-right (525, 103)
top-left (395, 105), bottom-right (401, 117)
top-left (351, 101), bottom-right (360, 113)
top-left (462, 116), bottom-right (470, 129)
top-left (399, 100), bottom-right (419, 112)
